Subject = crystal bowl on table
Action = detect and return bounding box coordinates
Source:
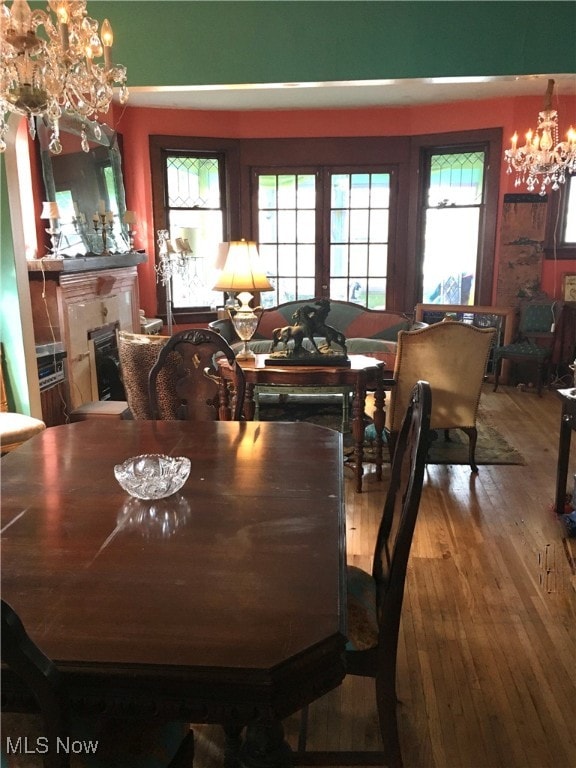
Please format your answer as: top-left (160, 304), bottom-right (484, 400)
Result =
top-left (114, 454), bottom-right (191, 500)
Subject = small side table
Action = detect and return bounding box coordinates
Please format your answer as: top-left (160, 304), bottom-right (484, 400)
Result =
top-left (554, 388), bottom-right (576, 514)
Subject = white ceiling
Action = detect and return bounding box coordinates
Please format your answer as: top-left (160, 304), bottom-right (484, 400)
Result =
top-left (125, 73), bottom-right (576, 111)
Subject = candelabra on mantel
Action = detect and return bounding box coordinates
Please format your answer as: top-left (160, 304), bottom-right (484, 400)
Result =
top-left (91, 206), bottom-right (114, 255)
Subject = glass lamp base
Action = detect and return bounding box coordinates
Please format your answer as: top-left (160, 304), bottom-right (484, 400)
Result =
top-left (236, 343), bottom-right (256, 360)
top-left (230, 303), bottom-right (260, 360)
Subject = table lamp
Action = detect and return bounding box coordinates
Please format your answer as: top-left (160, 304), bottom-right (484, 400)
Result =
top-left (40, 201), bottom-right (62, 258)
top-left (213, 240), bottom-right (273, 359)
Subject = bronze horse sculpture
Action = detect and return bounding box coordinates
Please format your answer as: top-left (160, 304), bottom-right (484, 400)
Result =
top-left (270, 299), bottom-right (347, 357)
top-left (270, 308), bottom-right (322, 355)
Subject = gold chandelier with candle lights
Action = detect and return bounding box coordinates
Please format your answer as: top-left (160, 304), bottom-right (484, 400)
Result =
top-left (504, 79), bottom-right (576, 195)
top-left (0, 0), bottom-right (128, 154)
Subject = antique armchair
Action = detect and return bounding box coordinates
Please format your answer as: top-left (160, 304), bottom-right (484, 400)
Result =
top-left (297, 381), bottom-right (432, 768)
top-left (385, 321), bottom-right (496, 472)
top-left (1, 599), bottom-right (195, 768)
top-left (148, 328), bottom-right (246, 421)
top-left (493, 301), bottom-right (559, 396)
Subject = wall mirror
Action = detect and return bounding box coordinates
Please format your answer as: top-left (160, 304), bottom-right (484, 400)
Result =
top-left (38, 115), bottom-right (130, 256)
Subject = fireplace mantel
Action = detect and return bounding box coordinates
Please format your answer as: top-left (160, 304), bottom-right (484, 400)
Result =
top-left (27, 251), bottom-right (147, 274)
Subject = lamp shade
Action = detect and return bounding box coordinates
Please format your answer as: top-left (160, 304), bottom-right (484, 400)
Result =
top-left (40, 201), bottom-right (60, 219)
top-left (213, 241), bottom-right (273, 293)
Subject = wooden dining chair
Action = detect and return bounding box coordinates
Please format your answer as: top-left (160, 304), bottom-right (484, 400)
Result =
top-left (493, 300), bottom-right (559, 396)
top-left (148, 328), bottom-right (246, 421)
top-left (296, 380), bottom-right (432, 768)
top-left (1, 599), bottom-right (196, 768)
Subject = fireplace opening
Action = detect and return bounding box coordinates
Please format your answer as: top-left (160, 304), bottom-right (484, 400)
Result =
top-left (88, 323), bottom-right (126, 401)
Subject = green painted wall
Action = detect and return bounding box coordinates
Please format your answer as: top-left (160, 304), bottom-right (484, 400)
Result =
top-left (0, 156), bottom-right (29, 414)
top-left (86, 1), bottom-right (576, 88)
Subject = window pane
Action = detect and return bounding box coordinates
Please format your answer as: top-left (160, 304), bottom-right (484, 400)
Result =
top-left (296, 278), bottom-right (315, 299)
top-left (278, 210), bottom-right (296, 242)
top-left (366, 279), bottom-right (387, 309)
top-left (349, 244), bottom-right (368, 273)
top-left (166, 156), bottom-right (221, 208)
top-left (169, 209), bottom-right (223, 308)
top-left (297, 175), bottom-right (316, 208)
top-left (350, 174), bottom-right (370, 207)
top-left (331, 210), bottom-right (349, 243)
top-left (370, 174), bottom-right (390, 207)
top-left (278, 244), bottom-right (297, 275)
top-left (331, 175), bottom-right (350, 207)
top-left (330, 244), bottom-right (348, 277)
top-left (368, 243), bottom-right (388, 274)
top-left (427, 151), bottom-right (484, 207)
top-left (278, 277), bottom-right (297, 304)
top-left (259, 175), bottom-right (277, 209)
top-left (350, 209), bottom-right (369, 241)
top-left (277, 175), bottom-right (297, 208)
top-left (297, 210), bottom-right (316, 242)
top-left (298, 244), bottom-right (315, 277)
top-left (330, 278), bottom-right (349, 302)
top-left (422, 207), bottom-right (479, 305)
top-left (259, 210), bottom-right (277, 242)
top-left (369, 214), bottom-right (388, 242)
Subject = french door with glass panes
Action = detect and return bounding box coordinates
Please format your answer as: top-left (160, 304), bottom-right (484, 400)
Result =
top-left (254, 167), bottom-right (395, 309)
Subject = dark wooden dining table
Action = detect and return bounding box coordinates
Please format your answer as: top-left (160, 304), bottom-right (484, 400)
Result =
top-left (1, 420), bottom-right (346, 767)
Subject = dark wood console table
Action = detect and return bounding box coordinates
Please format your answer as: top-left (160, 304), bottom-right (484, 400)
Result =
top-left (554, 388), bottom-right (576, 514)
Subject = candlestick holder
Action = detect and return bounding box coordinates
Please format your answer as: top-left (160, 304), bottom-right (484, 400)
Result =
top-left (92, 213), bottom-right (112, 255)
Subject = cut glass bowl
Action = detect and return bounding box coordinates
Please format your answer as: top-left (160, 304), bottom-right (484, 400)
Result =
top-left (114, 454), bottom-right (191, 500)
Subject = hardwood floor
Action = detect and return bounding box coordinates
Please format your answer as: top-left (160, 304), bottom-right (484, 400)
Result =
top-left (193, 384), bottom-right (576, 768)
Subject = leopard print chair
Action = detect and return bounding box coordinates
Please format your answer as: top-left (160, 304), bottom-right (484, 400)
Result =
top-left (118, 331), bottom-right (178, 419)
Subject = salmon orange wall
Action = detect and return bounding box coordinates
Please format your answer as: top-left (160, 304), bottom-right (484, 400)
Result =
top-left (115, 94), bottom-right (576, 315)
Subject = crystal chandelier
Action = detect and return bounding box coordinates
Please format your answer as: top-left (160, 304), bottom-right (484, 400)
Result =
top-left (0, 0), bottom-right (128, 154)
top-left (504, 79), bottom-right (576, 195)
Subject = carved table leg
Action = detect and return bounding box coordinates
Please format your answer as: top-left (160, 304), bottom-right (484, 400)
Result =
top-left (219, 378), bottom-right (232, 421)
top-left (352, 372), bottom-right (367, 493)
top-left (239, 717), bottom-right (293, 768)
top-left (372, 371), bottom-right (385, 483)
top-left (244, 383), bottom-right (256, 421)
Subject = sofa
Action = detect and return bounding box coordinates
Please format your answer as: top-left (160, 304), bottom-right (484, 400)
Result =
top-left (210, 298), bottom-right (424, 368)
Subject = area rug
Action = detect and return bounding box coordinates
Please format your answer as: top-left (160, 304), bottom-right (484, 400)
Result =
top-left (257, 397), bottom-right (525, 466)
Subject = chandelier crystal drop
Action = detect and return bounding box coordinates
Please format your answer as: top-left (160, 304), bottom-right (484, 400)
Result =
top-left (0, 0), bottom-right (128, 154)
top-left (504, 79), bottom-right (576, 195)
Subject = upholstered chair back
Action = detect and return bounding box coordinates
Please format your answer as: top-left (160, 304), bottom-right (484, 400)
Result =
top-left (386, 320), bottom-right (496, 434)
top-left (117, 331), bottom-right (178, 419)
